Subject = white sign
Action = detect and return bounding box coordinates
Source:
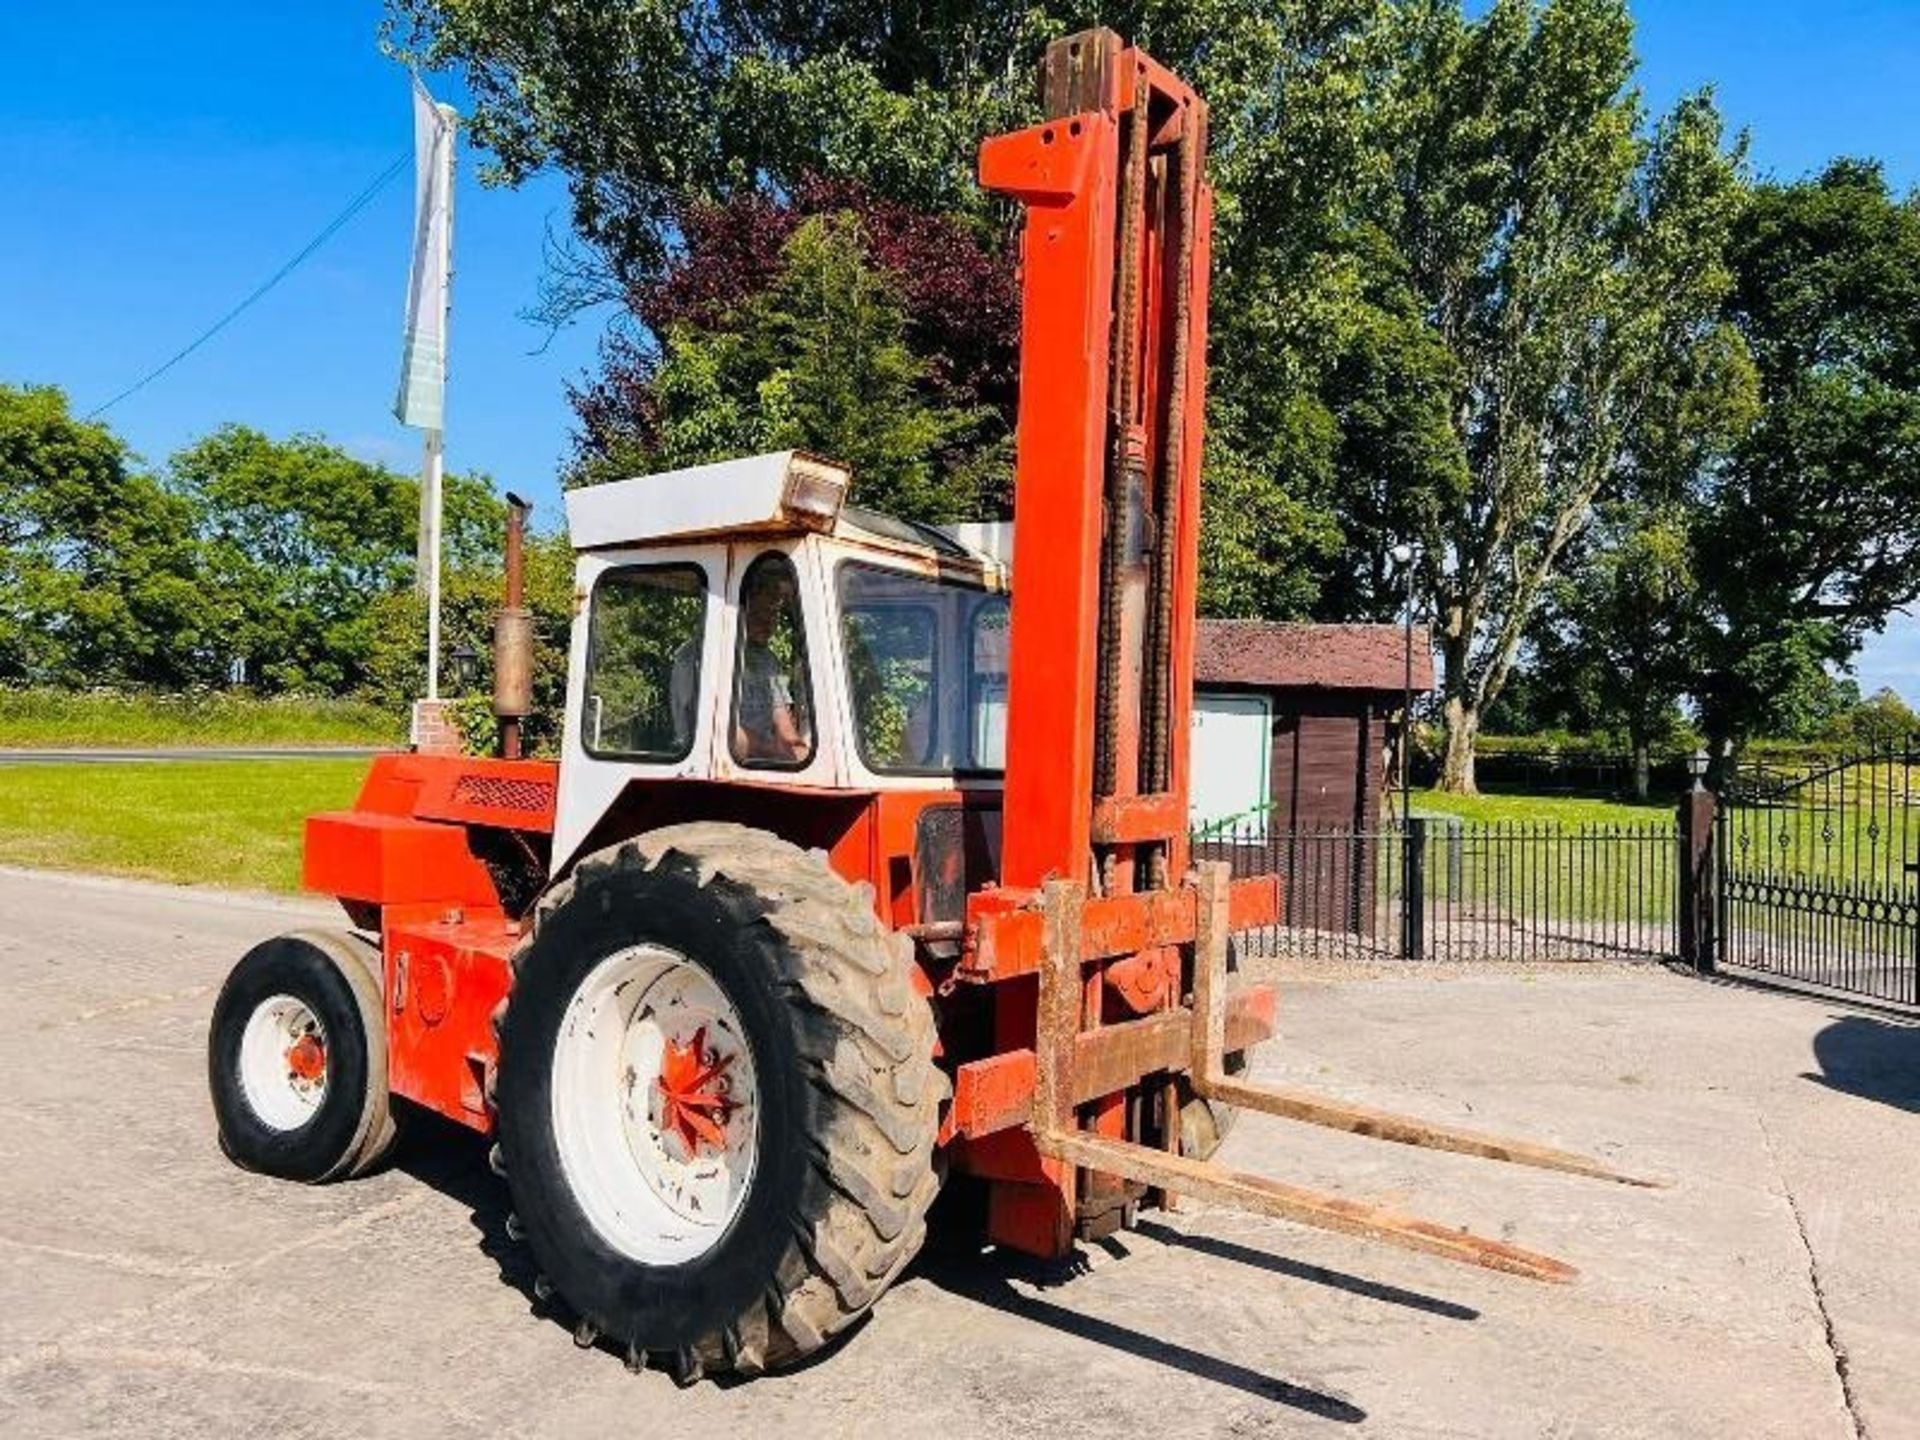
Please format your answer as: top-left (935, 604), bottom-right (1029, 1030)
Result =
top-left (1189, 690), bottom-right (1272, 839)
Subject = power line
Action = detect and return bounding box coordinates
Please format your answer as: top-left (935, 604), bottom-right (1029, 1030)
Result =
top-left (86, 151), bottom-right (410, 419)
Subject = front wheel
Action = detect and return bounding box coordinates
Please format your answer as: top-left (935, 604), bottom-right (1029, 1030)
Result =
top-left (492, 823), bottom-right (945, 1380)
top-left (208, 930), bottom-right (397, 1182)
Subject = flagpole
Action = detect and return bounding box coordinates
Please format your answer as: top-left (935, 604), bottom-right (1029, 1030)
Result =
top-left (397, 78), bottom-right (456, 741)
top-left (422, 428), bottom-right (445, 699)
top-left (412, 98), bottom-right (456, 702)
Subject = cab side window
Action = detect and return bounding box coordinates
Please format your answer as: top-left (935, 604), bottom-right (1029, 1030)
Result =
top-left (969, 596), bottom-right (1010, 769)
top-left (582, 564), bottom-right (708, 761)
top-left (731, 553), bottom-right (815, 768)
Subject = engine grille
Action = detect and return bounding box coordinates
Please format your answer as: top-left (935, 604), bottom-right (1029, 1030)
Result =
top-left (451, 774), bottom-right (557, 815)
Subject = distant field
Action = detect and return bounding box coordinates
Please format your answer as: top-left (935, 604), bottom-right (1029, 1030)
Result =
top-left (0, 690), bottom-right (401, 749)
top-left (0, 759), bottom-right (367, 893)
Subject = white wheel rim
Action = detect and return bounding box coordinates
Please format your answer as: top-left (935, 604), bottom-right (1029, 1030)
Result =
top-left (238, 994), bottom-right (329, 1131)
top-left (550, 944), bottom-right (760, 1265)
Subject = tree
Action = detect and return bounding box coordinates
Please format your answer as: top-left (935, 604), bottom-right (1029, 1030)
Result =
top-left (0, 384), bottom-right (212, 687)
top-left (1377, 0), bottom-right (1749, 791)
top-left (1198, 395), bottom-right (1343, 619)
top-left (393, 0), bottom-right (1787, 771)
top-left (1695, 160), bottom-right (1920, 745)
top-left (572, 215), bottom-right (998, 522)
top-left (388, 1), bottom-right (1397, 581)
top-left (362, 529), bottom-right (575, 754)
top-left (1557, 506), bottom-right (1701, 796)
top-left (568, 185), bottom-right (1018, 513)
top-left (1826, 687), bottom-right (1920, 751)
top-left (169, 425), bottom-right (504, 693)
top-left (381, 1), bottom-right (1049, 305)
top-left (170, 426), bottom-right (416, 692)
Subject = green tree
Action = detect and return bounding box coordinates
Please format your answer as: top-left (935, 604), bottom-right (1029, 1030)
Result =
top-left (1177, 1), bottom-right (1465, 624)
top-left (1826, 687), bottom-right (1920, 751)
top-left (362, 528), bottom-right (575, 753)
top-left (393, 0), bottom-right (1787, 773)
top-left (1557, 506), bottom-right (1702, 796)
top-left (390, 0), bottom-right (1401, 612)
top-left (592, 215), bottom-right (991, 522)
top-left (170, 426), bottom-right (417, 692)
top-left (1198, 395), bottom-right (1342, 619)
top-left (1696, 160), bottom-right (1920, 745)
top-left (0, 384), bottom-right (212, 686)
top-left (169, 425), bottom-right (506, 693)
top-left (1377, 0), bottom-right (1749, 791)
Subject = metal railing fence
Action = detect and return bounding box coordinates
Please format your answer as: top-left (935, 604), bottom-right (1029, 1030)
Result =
top-left (1193, 814), bottom-right (1680, 963)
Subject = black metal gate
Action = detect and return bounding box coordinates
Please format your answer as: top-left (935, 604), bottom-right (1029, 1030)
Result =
top-left (1718, 744), bottom-right (1920, 1007)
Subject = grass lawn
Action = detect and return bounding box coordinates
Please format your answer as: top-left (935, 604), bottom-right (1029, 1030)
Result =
top-left (1408, 788), bottom-right (1677, 826)
top-left (1396, 788), bottom-right (1679, 923)
top-left (0, 759), bottom-right (369, 893)
top-left (0, 690), bottom-right (401, 749)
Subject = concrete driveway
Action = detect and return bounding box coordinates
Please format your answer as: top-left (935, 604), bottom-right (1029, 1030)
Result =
top-left (0, 866), bottom-right (1914, 1438)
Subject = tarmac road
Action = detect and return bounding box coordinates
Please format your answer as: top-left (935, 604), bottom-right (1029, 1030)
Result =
top-left (1, 866), bottom-right (1915, 1438)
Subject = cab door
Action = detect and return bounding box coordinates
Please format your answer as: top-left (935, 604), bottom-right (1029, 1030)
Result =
top-left (708, 540), bottom-right (845, 789)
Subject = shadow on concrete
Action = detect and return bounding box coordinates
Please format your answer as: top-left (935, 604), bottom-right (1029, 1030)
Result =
top-left (1666, 960), bottom-right (1920, 1020)
top-left (390, 1105), bottom-right (870, 1385)
top-left (1132, 1219), bottom-right (1479, 1321)
top-left (914, 1238), bottom-right (1368, 1423)
top-left (391, 1104), bottom-right (537, 1299)
top-left (1805, 1013), bottom-right (1920, 1115)
top-left (394, 1110), bottom-right (1363, 1414)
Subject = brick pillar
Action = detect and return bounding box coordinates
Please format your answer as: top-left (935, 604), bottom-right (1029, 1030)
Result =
top-left (1677, 786), bottom-right (1717, 972)
top-left (410, 698), bottom-right (463, 756)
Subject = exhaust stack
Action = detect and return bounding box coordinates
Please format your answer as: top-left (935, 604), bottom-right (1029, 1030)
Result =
top-left (493, 492), bottom-right (533, 759)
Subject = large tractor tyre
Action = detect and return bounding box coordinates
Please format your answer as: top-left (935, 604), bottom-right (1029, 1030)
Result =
top-left (1179, 937), bottom-right (1245, 1162)
top-left (208, 930), bottom-right (398, 1183)
top-left (491, 823), bottom-right (945, 1381)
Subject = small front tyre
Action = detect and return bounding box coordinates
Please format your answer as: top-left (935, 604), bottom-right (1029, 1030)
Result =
top-left (208, 930), bottom-right (398, 1182)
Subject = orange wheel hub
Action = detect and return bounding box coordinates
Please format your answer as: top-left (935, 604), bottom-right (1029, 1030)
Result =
top-left (286, 1034), bottom-right (327, 1083)
top-left (654, 1026), bottom-right (737, 1158)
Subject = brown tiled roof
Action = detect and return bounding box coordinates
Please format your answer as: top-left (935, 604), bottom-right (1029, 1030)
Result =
top-left (1195, 619), bottom-right (1434, 693)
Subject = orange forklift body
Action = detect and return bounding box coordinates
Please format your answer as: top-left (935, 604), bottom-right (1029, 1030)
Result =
top-left (301, 33), bottom-right (1269, 1263)
top-left (301, 32), bottom-right (1642, 1288)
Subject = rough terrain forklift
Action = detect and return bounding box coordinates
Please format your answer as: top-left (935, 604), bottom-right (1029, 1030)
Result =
top-left (207, 29), bottom-right (1652, 1381)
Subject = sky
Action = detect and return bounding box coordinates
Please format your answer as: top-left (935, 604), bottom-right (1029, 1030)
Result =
top-left (1, 2), bottom-right (1916, 700)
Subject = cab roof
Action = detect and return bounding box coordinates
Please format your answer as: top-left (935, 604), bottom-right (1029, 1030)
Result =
top-left (564, 450), bottom-right (1012, 582)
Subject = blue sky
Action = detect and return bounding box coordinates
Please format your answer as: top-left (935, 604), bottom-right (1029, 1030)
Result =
top-left (2, 2), bottom-right (1916, 700)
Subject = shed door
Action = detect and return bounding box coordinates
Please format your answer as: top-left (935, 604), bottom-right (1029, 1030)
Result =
top-left (1189, 690), bottom-right (1272, 839)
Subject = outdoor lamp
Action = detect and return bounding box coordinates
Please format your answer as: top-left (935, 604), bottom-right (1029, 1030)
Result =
top-left (449, 641), bottom-right (479, 691)
top-left (1687, 746), bottom-right (1709, 789)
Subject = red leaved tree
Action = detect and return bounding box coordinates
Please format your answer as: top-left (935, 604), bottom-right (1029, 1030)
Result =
top-left (568, 180), bottom-right (1017, 510)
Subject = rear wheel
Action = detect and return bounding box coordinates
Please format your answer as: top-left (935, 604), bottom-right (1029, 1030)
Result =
top-left (492, 823), bottom-right (944, 1380)
top-left (208, 930), bottom-right (397, 1182)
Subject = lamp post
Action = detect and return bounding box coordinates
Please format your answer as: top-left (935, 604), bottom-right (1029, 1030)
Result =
top-left (1390, 542), bottom-right (1419, 959)
top-left (1389, 544), bottom-right (1417, 822)
top-left (1687, 745), bottom-right (1709, 792)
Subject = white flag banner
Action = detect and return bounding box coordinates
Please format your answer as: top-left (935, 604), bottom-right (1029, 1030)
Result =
top-left (395, 75), bottom-right (454, 431)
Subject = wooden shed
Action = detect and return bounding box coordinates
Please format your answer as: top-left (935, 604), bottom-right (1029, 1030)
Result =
top-left (1190, 620), bottom-right (1434, 936)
